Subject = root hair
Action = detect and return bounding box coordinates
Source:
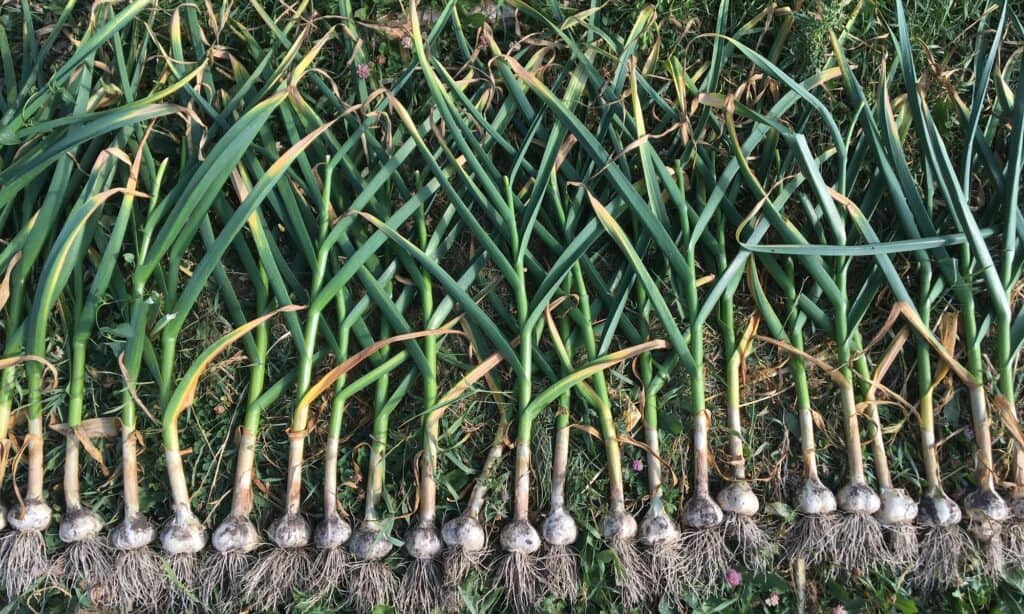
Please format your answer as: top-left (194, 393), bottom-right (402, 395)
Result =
top-left (443, 544), bottom-right (490, 586)
top-left (167, 553), bottom-right (200, 610)
top-left (832, 512), bottom-right (887, 575)
top-left (307, 546), bottom-right (352, 603)
top-left (1002, 520), bottom-right (1024, 569)
top-left (610, 536), bottom-right (651, 609)
top-left (241, 547), bottom-right (311, 609)
top-left (399, 557), bottom-right (445, 613)
top-left (541, 543), bottom-right (579, 602)
top-left (106, 547), bottom-right (167, 612)
top-left (882, 524), bottom-right (918, 571)
top-left (677, 527), bottom-right (730, 600)
top-left (54, 537), bottom-right (111, 591)
top-left (723, 512), bottom-right (777, 574)
top-left (349, 558), bottom-right (399, 611)
top-left (0, 530), bottom-right (52, 599)
top-left (644, 537), bottom-right (683, 597)
top-left (785, 514), bottom-right (837, 572)
top-left (199, 549), bottom-right (252, 610)
top-left (913, 525), bottom-right (973, 593)
top-left (496, 550), bottom-right (542, 614)
top-left (976, 531), bottom-right (1006, 581)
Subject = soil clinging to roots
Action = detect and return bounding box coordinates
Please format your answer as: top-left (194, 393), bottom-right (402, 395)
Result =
top-left (496, 550), bottom-right (543, 614)
top-left (0, 530), bottom-right (51, 599)
top-left (541, 543), bottom-right (579, 602)
top-left (913, 525), bottom-right (973, 593)
top-left (349, 558), bottom-right (399, 611)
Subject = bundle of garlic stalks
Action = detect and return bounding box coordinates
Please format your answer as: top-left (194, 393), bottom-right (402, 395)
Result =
top-left (3, 0), bottom-right (1024, 611)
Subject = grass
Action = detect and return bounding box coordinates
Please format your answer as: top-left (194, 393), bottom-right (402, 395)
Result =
top-left (2, 0), bottom-right (1024, 612)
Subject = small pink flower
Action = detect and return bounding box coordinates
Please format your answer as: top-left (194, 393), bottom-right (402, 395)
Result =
top-left (765, 593), bottom-right (780, 607)
top-left (356, 63), bottom-right (371, 80)
top-left (725, 568), bottom-right (741, 588)
top-left (630, 459), bottom-right (644, 472)
top-left (831, 606), bottom-right (847, 614)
